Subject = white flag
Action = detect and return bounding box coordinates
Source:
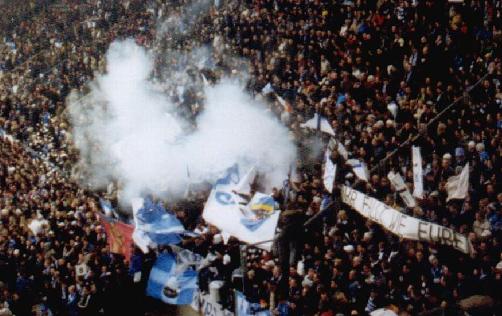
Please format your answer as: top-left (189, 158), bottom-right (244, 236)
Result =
top-left (347, 159), bottom-right (369, 182)
top-left (341, 186), bottom-right (472, 255)
top-left (300, 113), bottom-right (336, 137)
top-left (261, 82), bottom-right (274, 95)
top-left (234, 166), bottom-right (256, 195)
top-left (388, 171), bottom-right (416, 208)
top-left (446, 163), bottom-right (469, 201)
top-left (412, 146), bottom-right (424, 199)
top-left (328, 137), bottom-right (348, 160)
top-left (323, 149), bottom-right (337, 193)
top-left (202, 165), bottom-right (279, 251)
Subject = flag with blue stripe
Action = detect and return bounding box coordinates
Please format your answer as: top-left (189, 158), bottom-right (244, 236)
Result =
top-left (202, 165), bottom-right (280, 251)
top-left (146, 252), bottom-right (197, 305)
top-left (133, 198), bottom-right (184, 234)
top-left (131, 198), bottom-right (185, 252)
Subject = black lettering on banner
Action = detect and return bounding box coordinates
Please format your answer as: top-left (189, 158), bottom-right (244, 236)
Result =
top-left (431, 224), bottom-right (441, 242)
top-left (341, 186), bottom-right (348, 202)
top-left (453, 233), bottom-right (464, 252)
top-left (398, 214), bottom-right (408, 235)
top-left (204, 302), bottom-right (211, 315)
top-left (428, 223), bottom-right (436, 242)
top-left (441, 227), bottom-right (453, 246)
top-left (349, 189), bottom-right (357, 206)
top-left (376, 203), bottom-right (386, 224)
top-left (418, 221), bottom-right (429, 241)
top-left (362, 195), bottom-right (372, 217)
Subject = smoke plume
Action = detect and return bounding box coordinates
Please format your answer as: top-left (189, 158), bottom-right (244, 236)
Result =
top-left (69, 40), bottom-right (296, 205)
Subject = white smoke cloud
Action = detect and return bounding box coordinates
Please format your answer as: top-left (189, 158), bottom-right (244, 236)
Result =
top-left (69, 39), bottom-right (296, 205)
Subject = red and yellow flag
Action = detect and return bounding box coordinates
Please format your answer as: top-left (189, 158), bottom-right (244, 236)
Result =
top-left (99, 214), bottom-right (134, 262)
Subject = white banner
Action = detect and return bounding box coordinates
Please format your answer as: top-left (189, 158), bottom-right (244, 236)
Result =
top-left (387, 171), bottom-right (416, 208)
top-left (412, 146), bottom-right (424, 199)
top-left (341, 186), bottom-right (472, 255)
top-left (191, 291), bottom-right (234, 316)
top-left (235, 291), bottom-right (270, 316)
top-left (323, 149), bottom-right (336, 193)
top-left (446, 163), bottom-right (469, 201)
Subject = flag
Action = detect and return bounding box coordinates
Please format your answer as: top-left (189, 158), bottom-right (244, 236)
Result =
top-left (99, 198), bottom-right (119, 219)
top-left (131, 198), bottom-right (185, 252)
top-left (236, 291), bottom-right (271, 316)
top-left (323, 148), bottom-right (336, 193)
top-left (146, 252), bottom-right (198, 305)
top-left (261, 82), bottom-right (274, 95)
top-left (412, 146), bottom-right (423, 199)
top-left (132, 229), bottom-right (181, 253)
top-left (202, 165), bottom-right (279, 251)
top-left (234, 166), bottom-right (257, 195)
top-left (347, 159), bottom-right (369, 182)
top-left (132, 198), bottom-right (184, 234)
top-left (276, 94), bottom-right (293, 113)
top-left (446, 163), bottom-right (469, 201)
top-left (328, 138), bottom-right (348, 160)
top-left (387, 171), bottom-right (416, 208)
top-left (99, 214), bottom-right (134, 261)
top-left (300, 113), bottom-right (336, 136)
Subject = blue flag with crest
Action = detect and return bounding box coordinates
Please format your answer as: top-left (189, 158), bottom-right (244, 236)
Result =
top-left (146, 252), bottom-right (197, 305)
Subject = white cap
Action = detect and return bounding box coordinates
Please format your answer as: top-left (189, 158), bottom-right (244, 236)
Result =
top-left (442, 153), bottom-right (452, 160)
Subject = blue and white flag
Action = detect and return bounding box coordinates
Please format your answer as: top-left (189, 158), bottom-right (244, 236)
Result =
top-left (146, 252), bottom-right (197, 305)
top-left (300, 113), bottom-right (336, 137)
top-left (99, 198), bottom-right (118, 218)
top-left (236, 291), bottom-right (271, 316)
top-left (131, 198), bottom-right (185, 253)
top-left (388, 171), bottom-right (416, 208)
top-left (202, 165), bottom-right (279, 251)
top-left (347, 159), bottom-right (369, 182)
top-left (261, 82), bottom-right (274, 95)
top-left (132, 198), bottom-right (184, 234)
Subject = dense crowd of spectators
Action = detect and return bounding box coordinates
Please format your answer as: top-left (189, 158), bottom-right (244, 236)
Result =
top-left (0, 0), bottom-right (501, 315)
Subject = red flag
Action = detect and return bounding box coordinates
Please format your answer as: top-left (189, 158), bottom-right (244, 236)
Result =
top-left (99, 214), bottom-right (134, 262)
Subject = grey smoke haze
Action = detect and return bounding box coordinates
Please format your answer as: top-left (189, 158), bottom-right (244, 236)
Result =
top-left (69, 40), bottom-right (296, 205)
